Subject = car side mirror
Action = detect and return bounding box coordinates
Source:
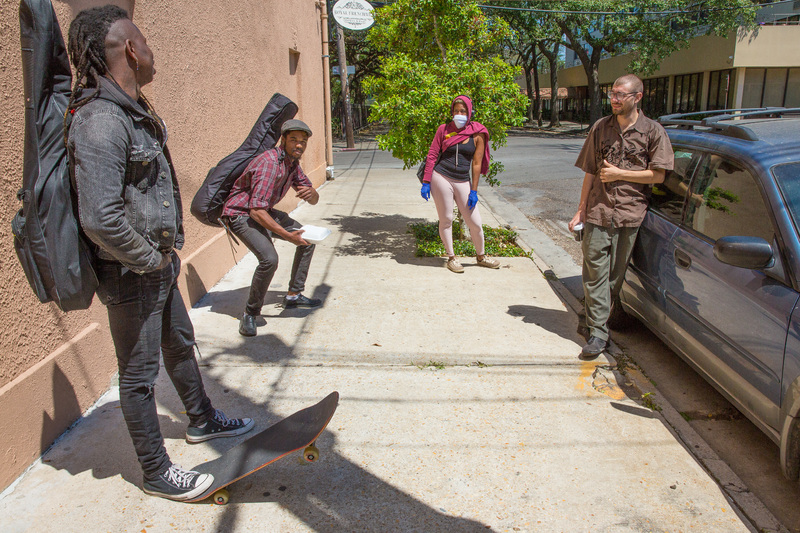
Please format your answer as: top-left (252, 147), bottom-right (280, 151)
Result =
top-left (713, 236), bottom-right (774, 270)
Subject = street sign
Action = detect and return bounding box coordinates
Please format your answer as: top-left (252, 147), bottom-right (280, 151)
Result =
top-left (332, 0), bottom-right (375, 31)
top-left (332, 66), bottom-right (356, 76)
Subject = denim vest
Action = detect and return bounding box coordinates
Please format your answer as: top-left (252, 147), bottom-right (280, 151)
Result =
top-left (68, 78), bottom-right (184, 274)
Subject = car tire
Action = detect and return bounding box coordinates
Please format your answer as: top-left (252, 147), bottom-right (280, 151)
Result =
top-left (608, 296), bottom-right (636, 331)
top-left (781, 417), bottom-right (800, 481)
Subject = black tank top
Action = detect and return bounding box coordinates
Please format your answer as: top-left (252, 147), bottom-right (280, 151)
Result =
top-left (434, 137), bottom-right (476, 181)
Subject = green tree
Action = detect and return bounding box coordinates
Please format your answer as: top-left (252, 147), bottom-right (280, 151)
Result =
top-left (327, 0), bottom-right (384, 129)
top-left (547, 0), bottom-right (758, 123)
top-left (491, 1), bottom-right (564, 127)
top-left (538, 41), bottom-right (564, 127)
top-left (363, 0), bottom-right (527, 185)
top-left (495, 7), bottom-right (541, 124)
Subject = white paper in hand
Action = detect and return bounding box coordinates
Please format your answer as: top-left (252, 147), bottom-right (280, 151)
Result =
top-left (300, 225), bottom-right (331, 244)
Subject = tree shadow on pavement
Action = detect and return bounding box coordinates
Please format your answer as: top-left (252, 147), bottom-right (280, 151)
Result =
top-left (324, 212), bottom-right (433, 266)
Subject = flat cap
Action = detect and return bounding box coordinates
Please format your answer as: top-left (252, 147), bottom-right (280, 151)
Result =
top-left (281, 119), bottom-right (312, 137)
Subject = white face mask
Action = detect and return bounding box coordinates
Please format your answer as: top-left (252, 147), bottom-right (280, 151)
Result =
top-left (452, 114), bottom-right (468, 129)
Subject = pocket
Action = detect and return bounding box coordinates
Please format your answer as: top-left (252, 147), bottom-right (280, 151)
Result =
top-left (96, 263), bottom-right (141, 306)
top-left (129, 145), bottom-right (161, 192)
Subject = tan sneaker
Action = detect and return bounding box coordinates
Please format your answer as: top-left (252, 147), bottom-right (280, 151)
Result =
top-left (476, 256), bottom-right (500, 269)
top-left (446, 258), bottom-right (464, 273)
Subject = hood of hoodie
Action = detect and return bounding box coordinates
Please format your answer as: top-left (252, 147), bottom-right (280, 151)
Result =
top-left (451, 95), bottom-right (473, 122)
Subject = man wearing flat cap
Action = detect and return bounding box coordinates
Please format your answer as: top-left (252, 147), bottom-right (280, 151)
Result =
top-left (222, 119), bottom-right (321, 337)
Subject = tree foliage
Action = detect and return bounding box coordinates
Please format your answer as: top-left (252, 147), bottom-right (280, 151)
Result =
top-left (363, 0), bottom-right (527, 184)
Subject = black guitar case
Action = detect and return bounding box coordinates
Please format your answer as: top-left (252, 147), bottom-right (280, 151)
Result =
top-left (190, 94), bottom-right (298, 227)
top-left (11, 0), bottom-right (98, 312)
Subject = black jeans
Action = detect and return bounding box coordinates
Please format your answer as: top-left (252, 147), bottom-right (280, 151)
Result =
top-left (226, 210), bottom-right (315, 316)
top-left (96, 252), bottom-right (214, 478)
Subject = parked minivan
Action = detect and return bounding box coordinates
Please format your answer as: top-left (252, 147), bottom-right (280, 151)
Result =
top-left (616, 109), bottom-right (800, 479)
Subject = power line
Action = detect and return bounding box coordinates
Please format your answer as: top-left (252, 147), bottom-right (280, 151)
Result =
top-left (477, 0), bottom-right (792, 17)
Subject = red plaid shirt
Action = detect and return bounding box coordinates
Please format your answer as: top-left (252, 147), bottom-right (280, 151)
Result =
top-left (222, 147), bottom-right (312, 216)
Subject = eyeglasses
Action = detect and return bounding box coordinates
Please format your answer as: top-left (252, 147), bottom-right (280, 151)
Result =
top-left (607, 91), bottom-right (638, 100)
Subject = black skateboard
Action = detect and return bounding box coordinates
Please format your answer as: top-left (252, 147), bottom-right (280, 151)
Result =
top-left (187, 391), bottom-right (339, 504)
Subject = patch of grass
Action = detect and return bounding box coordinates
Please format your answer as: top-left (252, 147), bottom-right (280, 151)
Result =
top-left (469, 361), bottom-right (490, 368)
top-left (407, 221), bottom-right (529, 258)
top-left (680, 412), bottom-right (693, 422)
top-left (415, 360), bottom-right (446, 370)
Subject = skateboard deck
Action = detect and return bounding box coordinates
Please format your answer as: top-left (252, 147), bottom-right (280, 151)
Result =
top-left (187, 391), bottom-right (339, 504)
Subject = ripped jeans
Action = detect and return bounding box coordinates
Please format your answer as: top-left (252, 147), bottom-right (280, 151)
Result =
top-left (96, 251), bottom-right (214, 478)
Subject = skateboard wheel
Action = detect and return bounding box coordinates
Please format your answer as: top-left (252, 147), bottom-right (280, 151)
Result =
top-left (213, 488), bottom-right (230, 505)
top-left (304, 445), bottom-right (320, 462)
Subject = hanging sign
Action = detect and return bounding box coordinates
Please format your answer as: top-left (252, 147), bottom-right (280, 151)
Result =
top-left (332, 0), bottom-right (375, 31)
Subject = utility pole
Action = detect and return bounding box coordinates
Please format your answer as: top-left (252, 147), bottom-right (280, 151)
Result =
top-left (335, 24), bottom-right (355, 149)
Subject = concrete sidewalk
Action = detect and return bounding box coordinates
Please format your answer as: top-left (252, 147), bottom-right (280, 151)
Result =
top-left (0, 145), bottom-right (762, 531)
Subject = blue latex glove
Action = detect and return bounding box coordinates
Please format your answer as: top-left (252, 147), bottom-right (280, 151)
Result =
top-left (467, 190), bottom-right (478, 210)
top-left (421, 183), bottom-right (431, 201)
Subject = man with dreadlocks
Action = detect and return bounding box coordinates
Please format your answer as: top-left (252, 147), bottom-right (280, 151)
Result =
top-left (66, 5), bottom-right (254, 501)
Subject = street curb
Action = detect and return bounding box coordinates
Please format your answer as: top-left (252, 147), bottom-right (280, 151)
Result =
top-left (479, 183), bottom-right (788, 533)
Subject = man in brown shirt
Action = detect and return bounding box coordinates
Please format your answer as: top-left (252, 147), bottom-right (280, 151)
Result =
top-left (569, 74), bottom-right (673, 358)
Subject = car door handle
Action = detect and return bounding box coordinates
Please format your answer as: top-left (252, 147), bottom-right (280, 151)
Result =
top-left (674, 248), bottom-right (692, 269)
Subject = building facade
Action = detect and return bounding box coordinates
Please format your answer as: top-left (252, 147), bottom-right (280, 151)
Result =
top-left (557, 6), bottom-right (800, 123)
top-left (0, 0), bottom-right (330, 491)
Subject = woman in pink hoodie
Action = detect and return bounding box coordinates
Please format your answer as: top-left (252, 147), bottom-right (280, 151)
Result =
top-left (420, 95), bottom-right (500, 273)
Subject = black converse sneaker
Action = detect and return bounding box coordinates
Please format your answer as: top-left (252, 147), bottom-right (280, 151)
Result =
top-left (185, 409), bottom-right (255, 443)
top-left (142, 464), bottom-right (213, 501)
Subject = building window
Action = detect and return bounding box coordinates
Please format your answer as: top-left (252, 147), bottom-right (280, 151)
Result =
top-left (764, 68), bottom-right (787, 106)
top-left (673, 73), bottom-right (702, 114)
top-left (742, 68), bottom-right (765, 107)
top-left (642, 76), bottom-right (668, 118)
top-left (600, 83), bottom-right (612, 116)
top-left (707, 69), bottom-right (733, 110)
top-left (742, 67), bottom-right (800, 107)
top-left (787, 68), bottom-right (800, 107)
top-left (289, 49), bottom-right (300, 75)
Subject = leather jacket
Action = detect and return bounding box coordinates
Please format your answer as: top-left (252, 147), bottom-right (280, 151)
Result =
top-left (68, 77), bottom-right (184, 274)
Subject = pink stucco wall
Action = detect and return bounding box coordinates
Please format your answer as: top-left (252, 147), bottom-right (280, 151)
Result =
top-left (0, 0), bottom-right (328, 491)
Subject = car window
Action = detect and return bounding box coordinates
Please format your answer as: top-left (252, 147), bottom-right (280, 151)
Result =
top-left (685, 155), bottom-right (774, 243)
top-left (650, 148), bottom-right (700, 222)
top-left (773, 162), bottom-right (800, 236)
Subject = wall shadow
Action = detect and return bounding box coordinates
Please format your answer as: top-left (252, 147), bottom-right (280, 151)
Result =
top-left (184, 263), bottom-right (208, 307)
top-left (40, 364), bottom-right (82, 456)
top-left (40, 332), bottom-right (488, 531)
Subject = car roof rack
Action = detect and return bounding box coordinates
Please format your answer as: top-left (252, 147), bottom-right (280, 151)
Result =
top-left (658, 107), bottom-right (800, 141)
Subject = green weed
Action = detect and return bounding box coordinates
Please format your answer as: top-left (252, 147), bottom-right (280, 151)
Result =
top-left (415, 360), bottom-right (446, 370)
top-left (407, 221), bottom-right (528, 258)
top-left (641, 392), bottom-right (662, 412)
